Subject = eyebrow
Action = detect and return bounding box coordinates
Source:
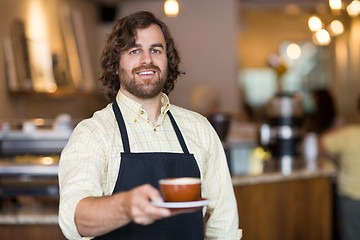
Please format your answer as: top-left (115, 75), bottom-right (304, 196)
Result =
top-left (151, 43), bottom-right (164, 49)
top-left (133, 43), bottom-right (165, 49)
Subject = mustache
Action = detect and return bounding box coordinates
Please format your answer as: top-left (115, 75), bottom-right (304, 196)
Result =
top-left (131, 64), bottom-right (161, 75)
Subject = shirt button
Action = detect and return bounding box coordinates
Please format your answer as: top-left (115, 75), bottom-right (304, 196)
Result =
top-left (153, 128), bottom-right (157, 132)
top-left (134, 119), bottom-right (137, 123)
top-left (140, 110), bottom-right (144, 115)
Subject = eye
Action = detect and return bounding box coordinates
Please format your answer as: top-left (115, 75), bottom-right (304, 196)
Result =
top-left (129, 49), bottom-right (140, 55)
top-left (151, 49), bottom-right (161, 54)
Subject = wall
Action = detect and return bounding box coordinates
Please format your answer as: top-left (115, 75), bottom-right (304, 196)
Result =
top-left (0, 0), bottom-right (241, 123)
top-left (118, 0), bottom-right (241, 113)
top-left (238, 9), bottom-right (312, 69)
top-left (239, 7), bottom-right (360, 122)
top-left (2, 1), bottom-right (358, 123)
top-left (333, 17), bottom-right (360, 122)
top-left (0, 0), bottom-right (108, 122)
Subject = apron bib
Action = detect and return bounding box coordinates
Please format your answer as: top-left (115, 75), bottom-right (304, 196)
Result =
top-left (94, 101), bottom-right (204, 240)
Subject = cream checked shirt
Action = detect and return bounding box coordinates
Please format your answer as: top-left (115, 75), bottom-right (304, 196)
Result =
top-left (58, 92), bottom-right (241, 240)
top-left (322, 124), bottom-right (360, 200)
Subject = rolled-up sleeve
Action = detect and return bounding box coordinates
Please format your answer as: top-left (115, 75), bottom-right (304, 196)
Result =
top-left (58, 120), bottom-right (107, 240)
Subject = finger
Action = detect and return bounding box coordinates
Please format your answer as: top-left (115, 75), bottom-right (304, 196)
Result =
top-left (140, 184), bottom-right (164, 202)
top-left (131, 186), bottom-right (171, 219)
top-left (134, 215), bottom-right (155, 225)
top-left (142, 201), bottom-right (171, 218)
top-left (132, 204), bottom-right (170, 225)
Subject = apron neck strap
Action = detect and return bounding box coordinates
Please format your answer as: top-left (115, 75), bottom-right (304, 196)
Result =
top-left (112, 101), bottom-right (130, 153)
top-left (167, 111), bottom-right (189, 154)
top-left (112, 101), bottom-right (189, 154)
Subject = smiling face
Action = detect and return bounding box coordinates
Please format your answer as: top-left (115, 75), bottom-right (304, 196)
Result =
top-left (118, 24), bottom-right (168, 99)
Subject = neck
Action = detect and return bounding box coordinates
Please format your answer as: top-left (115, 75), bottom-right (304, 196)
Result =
top-left (120, 89), bottom-right (162, 125)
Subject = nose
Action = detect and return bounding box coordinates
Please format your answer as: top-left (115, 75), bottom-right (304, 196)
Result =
top-left (140, 51), bottom-right (152, 65)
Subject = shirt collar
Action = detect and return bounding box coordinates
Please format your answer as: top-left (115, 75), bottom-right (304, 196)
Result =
top-left (115, 91), bottom-right (171, 125)
top-left (160, 93), bottom-right (170, 114)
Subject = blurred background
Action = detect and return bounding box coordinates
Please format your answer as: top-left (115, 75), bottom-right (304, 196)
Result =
top-left (1, 0), bottom-right (359, 239)
top-left (1, 0), bottom-right (358, 122)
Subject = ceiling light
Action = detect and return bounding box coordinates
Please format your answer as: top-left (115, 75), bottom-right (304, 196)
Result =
top-left (329, 0), bottom-right (342, 11)
top-left (164, 0), bottom-right (179, 17)
top-left (308, 16), bottom-right (322, 32)
top-left (328, 20), bottom-right (344, 36)
top-left (313, 29), bottom-right (331, 46)
top-left (286, 43), bottom-right (302, 60)
top-left (347, 0), bottom-right (360, 16)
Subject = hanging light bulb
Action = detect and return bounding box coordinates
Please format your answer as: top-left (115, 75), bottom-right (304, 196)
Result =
top-left (347, 0), bottom-right (360, 16)
top-left (308, 15), bottom-right (322, 32)
top-left (313, 29), bottom-right (331, 46)
top-left (328, 20), bottom-right (344, 36)
top-left (164, 0), bottom-right (179, 17)
top-left (286, 43), bottom-right (302, 60)
top-left (329, 0), bottom-right (342, 11)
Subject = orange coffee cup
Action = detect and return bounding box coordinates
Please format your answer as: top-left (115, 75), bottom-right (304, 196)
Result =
top-left (159, 177), bottom-right (201, 202)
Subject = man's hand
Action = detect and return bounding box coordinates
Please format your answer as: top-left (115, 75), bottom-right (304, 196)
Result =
top-left (120, 184), bottom-right (171, 225)
top-left (75, 184), bottom-right (172, 237)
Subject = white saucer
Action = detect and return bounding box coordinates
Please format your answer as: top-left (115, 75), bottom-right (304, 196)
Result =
top-left (152, 199), bottom-right (211, 209)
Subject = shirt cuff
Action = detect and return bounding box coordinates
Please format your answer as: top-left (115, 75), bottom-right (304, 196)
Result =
top-left (59, 192), bottom-right (93, 240)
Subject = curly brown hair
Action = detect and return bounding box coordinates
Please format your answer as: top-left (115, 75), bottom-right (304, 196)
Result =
top-left (99, 11), bottom-right (183, 102)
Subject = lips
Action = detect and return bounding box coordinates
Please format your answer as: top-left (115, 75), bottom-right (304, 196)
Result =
top-left (132, 64), bottom-right (161, 76)
top-left (137, 70), bottom-right (156, 76)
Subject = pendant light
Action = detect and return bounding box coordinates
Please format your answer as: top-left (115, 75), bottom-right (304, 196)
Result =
top-left (313, 29), bottom-right (331, 46)
top-left (329, 0), bottom-right (342, 11)
top-left (308, 15), bottom-right (322, 32)
top-left (329, 20), bottom-right (344, 36)
top-left (164, 0), bottom-right (179, 17)
top-left (347, 0), bottom-right (360, 16)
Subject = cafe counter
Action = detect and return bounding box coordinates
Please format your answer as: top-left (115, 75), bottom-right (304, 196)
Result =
top-left (0, 158), bottom-right (336, 240)
top-left (0, 156), bottom-right (66, 240)
top-left (232, 159), bottom-right (336, 186)
top-left (0, 196), bottom-right (65, 240)
top-left (232, 159), bottom-right (336, 240)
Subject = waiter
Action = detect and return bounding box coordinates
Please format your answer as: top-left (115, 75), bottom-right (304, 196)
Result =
top-left (58, 11), bottom-right (240, 240)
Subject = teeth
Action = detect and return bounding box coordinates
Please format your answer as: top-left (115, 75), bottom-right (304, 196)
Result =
top-left (138, 71), bottom-right (155, 75)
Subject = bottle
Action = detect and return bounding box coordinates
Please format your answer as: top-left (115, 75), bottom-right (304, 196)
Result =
top-left (303, 132), bottom-right (318, 170)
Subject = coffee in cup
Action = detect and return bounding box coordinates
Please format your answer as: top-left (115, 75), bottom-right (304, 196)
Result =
top-left (159, 177), bottom-right (201, 202)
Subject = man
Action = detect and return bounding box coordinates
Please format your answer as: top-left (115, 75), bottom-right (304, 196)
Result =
top-left (58, 11), bottom-right (240, 240)
top-left (320, 97), bottom-right (360, 240)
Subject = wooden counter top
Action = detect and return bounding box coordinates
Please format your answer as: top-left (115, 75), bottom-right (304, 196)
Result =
top-left (232, 160), bottom-right (336, 186)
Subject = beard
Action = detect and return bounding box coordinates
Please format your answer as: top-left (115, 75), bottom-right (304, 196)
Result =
top-left (119, 64), bottom-right (167, 99)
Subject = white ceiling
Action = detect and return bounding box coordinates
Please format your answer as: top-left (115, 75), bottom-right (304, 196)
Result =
top-left (241, 0), bottom-right (352, 10)
top-left (89, 0), bottom-right (353, 12)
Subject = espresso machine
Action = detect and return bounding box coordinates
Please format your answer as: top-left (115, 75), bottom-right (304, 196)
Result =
top-left (260, 93), bottom-right (304, 173)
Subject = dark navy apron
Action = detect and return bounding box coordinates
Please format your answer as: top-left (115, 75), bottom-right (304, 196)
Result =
top-left (94, 101), bottom-right (204, 240)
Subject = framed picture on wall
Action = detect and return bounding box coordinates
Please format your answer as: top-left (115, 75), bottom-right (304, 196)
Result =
top-left (6, 20), bottom-right (33, 92)
top-left (27, 38), bottom-right (57, 93)
top-left (59, 2), bottom-right (95, 93)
